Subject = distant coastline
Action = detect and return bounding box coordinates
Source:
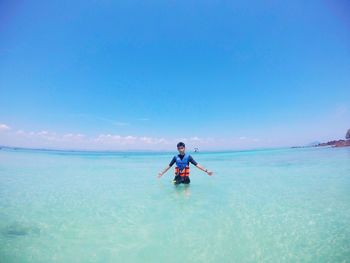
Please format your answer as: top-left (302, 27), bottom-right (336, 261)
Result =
top-left (292, 141), bottom-right (350, 149)
top-left (292, 140), bottom-right (350, 148)
top-left (315, 139), bottom-right (350, 148)
top-left (292, 129), bottom-right (350, 149)
top-left (292, 139), bottom-right (350, 149)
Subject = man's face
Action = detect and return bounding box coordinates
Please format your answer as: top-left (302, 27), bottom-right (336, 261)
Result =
top-left (177, 146), bottom-right (185, 155)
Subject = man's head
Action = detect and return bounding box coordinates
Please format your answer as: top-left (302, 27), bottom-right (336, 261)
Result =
top-left (177, 142), bottom-right (186, 155)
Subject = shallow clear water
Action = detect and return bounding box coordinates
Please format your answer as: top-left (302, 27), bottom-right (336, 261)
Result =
top-left (0, 147), bottom-right (349, 263)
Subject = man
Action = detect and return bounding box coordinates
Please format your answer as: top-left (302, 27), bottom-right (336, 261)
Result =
top-left (157, 142), bottom-right (213, 184)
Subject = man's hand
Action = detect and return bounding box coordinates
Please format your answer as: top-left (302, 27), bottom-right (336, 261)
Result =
top-left (206, 170), bottom-right (213, 176)
top-left (157, 172), bottom-right (163, 178)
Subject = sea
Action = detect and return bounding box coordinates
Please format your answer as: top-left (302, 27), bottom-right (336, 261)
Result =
top-left (0, 147), bottom-right (349, 262)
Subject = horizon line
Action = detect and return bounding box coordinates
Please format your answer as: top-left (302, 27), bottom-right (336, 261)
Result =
top-left (0, 144), bottom-right (300, 155)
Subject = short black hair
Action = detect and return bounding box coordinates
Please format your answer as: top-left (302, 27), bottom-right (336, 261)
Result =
top-left (177, 142), bottom-right (185, 148)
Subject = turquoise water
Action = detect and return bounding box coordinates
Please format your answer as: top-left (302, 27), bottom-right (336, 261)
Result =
top-left (0, 147), bottom-right (350, 263)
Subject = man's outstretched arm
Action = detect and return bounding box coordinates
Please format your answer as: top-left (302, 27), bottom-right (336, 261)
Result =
top-left (195, 164), bottom-right (213, 176)
top-left (157, 165), bottom-right (172, 178)
top-left (158, 157), bottom-right (176, 178)
top-left (189, 155), bottom-right (213, 176)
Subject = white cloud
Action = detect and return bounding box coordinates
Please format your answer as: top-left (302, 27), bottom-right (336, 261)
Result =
top-left (63, 133), bottom-right (85, 140)
top-left (0, 124), bottom-right (11, 131)
top-left (38, 130), bottom-right (49, 136)
top-left (94, 134), bottom-right (168, 146)
top-left (0, 125), bottom-right (272, 151)
top-left (2, 127), bottom-right (195, 150)
top-left (140, 136), bottom-right (168, 144)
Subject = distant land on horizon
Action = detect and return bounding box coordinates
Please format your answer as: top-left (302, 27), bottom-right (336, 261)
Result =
top-left (313, 128), bottom-right (350, 148)
top-left (292, 128), bottom-right (350, 149)
top-left (314, 139), bottom-right (350, 148)
top-left (292, 140), bottom-right (350, 149)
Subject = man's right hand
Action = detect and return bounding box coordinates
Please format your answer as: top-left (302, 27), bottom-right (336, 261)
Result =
top-left (157, 172), bottom-right (163, 178)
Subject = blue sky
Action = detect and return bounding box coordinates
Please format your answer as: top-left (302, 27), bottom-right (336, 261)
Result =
top-left (1, 0), bottom-right (350, 150)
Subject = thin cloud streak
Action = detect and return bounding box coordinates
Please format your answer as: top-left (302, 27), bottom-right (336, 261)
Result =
top-left (69, 113), bottom-right (130, 127)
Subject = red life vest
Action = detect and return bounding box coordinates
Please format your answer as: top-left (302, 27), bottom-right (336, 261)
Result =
top-left (175, 165), bottom-right (190, 177)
